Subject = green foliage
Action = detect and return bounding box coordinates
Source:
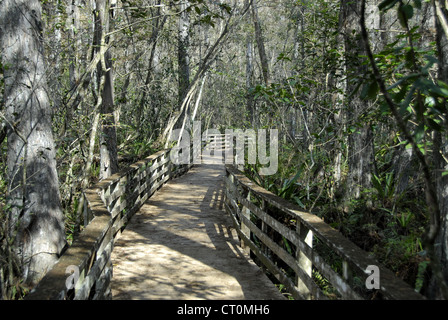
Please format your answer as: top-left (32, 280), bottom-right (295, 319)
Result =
top-left (275, 283), bottom-right (294, 300)
top-left (379, 0), bottom-right (423, 27)
top-left (364, 2), bottom-right (448, 160)
top-left (371, 172), bottom-right (395, 205)
top-left (245, 151), bottom-right (308, 210)
top-left (356, 3), bottom-right (446, 291)
top-left (127, 138), bottom-right (155, 159)
top-left (0, 185), bottom-right (29, 300)
top-left (236, 0), bottom-right (444, 297)
top-left (415, 260), bottom-right (430, 293)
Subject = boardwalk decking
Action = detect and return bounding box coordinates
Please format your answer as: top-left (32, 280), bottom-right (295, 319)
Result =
top-left (110, 146), bottom-right (284, 300)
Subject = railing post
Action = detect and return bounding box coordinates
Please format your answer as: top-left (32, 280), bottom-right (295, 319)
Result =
top-left (83, 193), bottom-right (89, 227)
top-left (161, 152), bottom-right (167, 182)
top-left (154, 156), bottom-right (160, 185)
top-left (260, 199), bottom-right (269, 258)
top-left (241, 190), bottom-right (251, 255)
top-left (342, 260), bottom-right (353, 284)
top-left (296, 221), bottom-right (313, 299)
top-left (135, 165), bottom-right (142, 207)
top-left (167, 151), bottom-right (173, 180)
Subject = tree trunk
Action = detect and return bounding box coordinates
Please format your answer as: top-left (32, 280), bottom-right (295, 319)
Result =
top-left (137, 6), bottom-right (167, 133)
top-left (246, 30), bottom-right (255, 123)
top-left (94, 0), bottom-right (118, 180)
top-left (60, 0), bottom-right (82, 137)
top-left (0, 0), bottom-right (66, 286)
top-left (177, 0), bottom-right (191, 132)
top-left (429, 0), bottom-right (448, 299)
top-left (328, 1), bottom-right (348, 195)
top-left (251, 0), bottom-right (270, 86)
top-left (340, 0), bottom-right (376, 208)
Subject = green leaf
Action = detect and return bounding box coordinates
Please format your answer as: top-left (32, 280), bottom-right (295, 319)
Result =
top-left (397, 4), bottom-right (413, 27)
top-left (414, 123), bottom-right (425, 143)
top-left (429, 84), bottom-right (448, 98)
top-left (427, 118), bottom-right (442, 131)
top-left (393, 84), bottom-right (409, 103)
top-left (379, 0), bottom-right (399, 11)
top-left (372, 174), bottom-right (384, 199)
top-left (402, 4), bottom-right (414, 20)
top-left (368, 81), bottom-right (379, 99)
top-left (293, 196), bottom-right (306, 209)
top-left (417, 143), bottom-right (426, 155)
top-left (219, 3), bottom-right (232, 14)
top-left (361, 78), bottom-right (379, 101)
top-left (399, 82), bottom-right (417, 115)
top-left (438, 79), bottom-right (448, 90)
top-left (413, 0), bottom-right (422, 9)
top-left (405, 142), bottom-right (413, 150)
top-left (380, 101), bottom-right (391, 115)
top-left (415, 260), bottom-right (429, 292)
top-left (279, 167), bottom-right (303, 198)
top-left (386, 73), bottom-right (419, 91)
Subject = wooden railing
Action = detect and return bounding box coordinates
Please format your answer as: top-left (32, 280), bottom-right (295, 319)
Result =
top-left (26, 144), bottom-right (195, 300)
top-left (224, 165), bottom-right (425, 300)
top-left (25, 130), bottom-right (424, 300)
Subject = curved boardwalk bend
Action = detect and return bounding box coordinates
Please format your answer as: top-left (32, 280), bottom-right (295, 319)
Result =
top-left (26, 134), bottom-right (423, 300)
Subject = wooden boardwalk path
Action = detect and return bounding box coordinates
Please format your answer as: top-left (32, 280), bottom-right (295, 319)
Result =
top-left (26, 136), bottom-right (423, 300)
top-left (110, 144), bottom-right (284, 300)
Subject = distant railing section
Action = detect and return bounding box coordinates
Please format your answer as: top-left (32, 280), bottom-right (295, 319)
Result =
top-left (224, 159), bottom-right (424, 300)
top-left (26, 141), bottom-right (198, 300)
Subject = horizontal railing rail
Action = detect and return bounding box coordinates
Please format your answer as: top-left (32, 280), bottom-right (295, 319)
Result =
top-left (26, 142), bottom-right (197, 300)
top-left (224, 165), bottom-right (424, 300)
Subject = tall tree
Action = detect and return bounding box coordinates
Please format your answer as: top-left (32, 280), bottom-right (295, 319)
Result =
top-left (0, 0), bottom-right (66, 286)
top-left (93, 0), bottom-right (119, 179)
top-left (177, 0), bottom-right (191, 130)
top-left (251, 0), bottom-right (270, 87)
top-left (339, 0), bottom-right (376, 207)
top-left (245, 0), bottom-right (255, 124)
top-left (431, 0), bottom-right (448, 299)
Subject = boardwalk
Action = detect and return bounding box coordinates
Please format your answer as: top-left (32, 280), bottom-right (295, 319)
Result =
top-left (25, 137), bottom-right (423, 300)
top-left (110, 145), bottom-right (284, 300)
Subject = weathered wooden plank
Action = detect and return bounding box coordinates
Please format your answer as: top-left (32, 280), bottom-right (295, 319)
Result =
top-left (147, 153), bottom-right (170, 173)
top-left (74, 240), bottom-right (113, 300)
top-left (26, 144), bottom-right (193, 300)
top-left (311, 250), bottom-right (362, 300)
top-left (237, 191), bottom-right (307, 253)
top-left (235, 204), bottom-right (324, 298)
top-left (227, 169), bottom-right (360, 299)
top-left (92, 266), bottom-right (113, 300)
top-left (26, 208), bottom-right (112, 300)
top-left (227, 204), bottom-right (327, 300)
top-left (147, 163), bottom-right (170, 186)
top-left (225, 165), bottom-right (424, 300)
top-left (224, 188), bottom-right (239, 215)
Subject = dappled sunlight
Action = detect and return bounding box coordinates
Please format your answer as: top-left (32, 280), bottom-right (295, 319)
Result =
top-left (111, 153), bottom-right (284, 300)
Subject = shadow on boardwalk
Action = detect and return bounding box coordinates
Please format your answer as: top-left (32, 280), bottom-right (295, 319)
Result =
top-left (111, 156), bottom-right (285, 300)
